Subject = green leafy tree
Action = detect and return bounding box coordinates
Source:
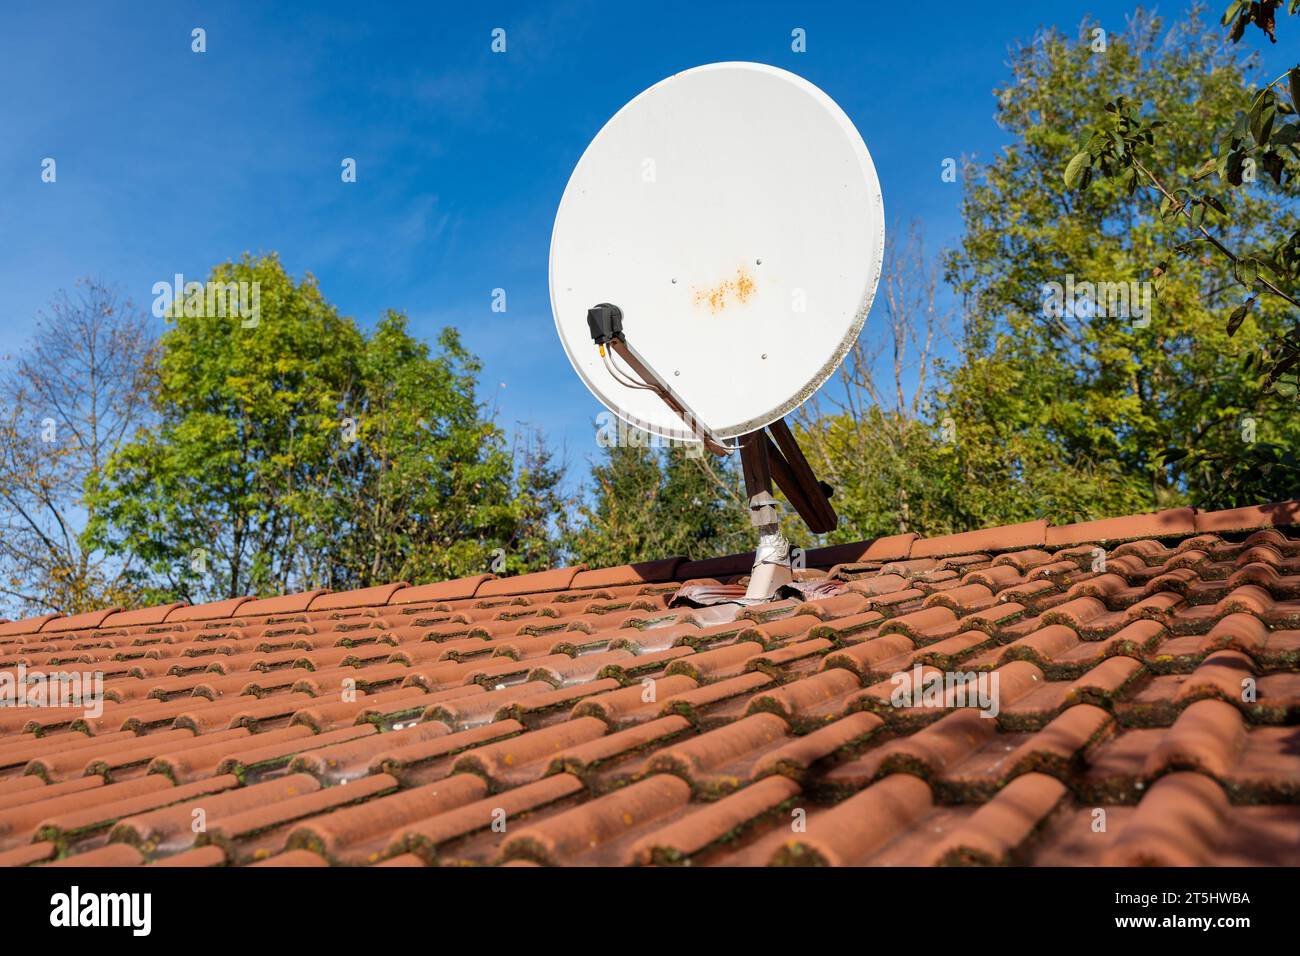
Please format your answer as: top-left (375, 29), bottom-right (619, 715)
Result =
top-left (305, 312), bottom-right (557, 587)
top-left (1059, 3), bottom-right (1300, 506)
top-left (940, 7), bottom-right (1300, 522)
top-left (500, 428), bottom-right (569, 575)
top-left (86, 254), bottom-right (560, 601)
top-left (564, 438), bottom-right (750, 567)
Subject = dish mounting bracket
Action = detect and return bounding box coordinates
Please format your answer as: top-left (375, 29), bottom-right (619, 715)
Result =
top-left (587, 302), bottom-right (838, 600)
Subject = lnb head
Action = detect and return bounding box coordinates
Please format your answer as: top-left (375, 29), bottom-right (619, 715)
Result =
top-left (586, 302), bottom-right (624, 345)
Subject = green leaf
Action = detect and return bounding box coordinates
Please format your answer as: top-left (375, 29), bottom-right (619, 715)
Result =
top-left (1262, 150), bottom-right (1286, 185)
top-left (1289, 66), bottom-right (1300, 112)
top-left (1235, 257), bottom-right (1259, 288)
top-left (1249, 90), bottom-right (1277, 145)
top-left (1124, 165), bottom-right (1139, 195)
top-left (1227, 298), bottom-right (1254, 336)
top-left (1151, 261), bottom-right (1170, 296)
top-left (1192, 155), bottom-right (1219, 181)
top-left (1229, 10), bottom-right (1247, 42)
top-left (1266, 354), bottom-right (1300, 386)
top-left (1063, 151), bottom-right (1092, 188)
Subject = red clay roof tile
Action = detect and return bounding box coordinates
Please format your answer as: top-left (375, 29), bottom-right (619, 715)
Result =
top-left (100, 603), bottom-right (189, 628)
top-left (0, 613), bottom-right (62, 636)
top-left (388, 574), bottom-right (494, 603)
top-left (861, 533), bottom-right (919, 561)
top-left (674, 551), bottom-right (755, 581)
top-left (1046, 507), bottom-right (1197, 547)
top-left (309, 583), bottom-right (410, 611)
top-left (912, 520), bottom-right (1047, 558)
top-left (236, 590), bottom-right (330, 617)
top-left (250, 848), bottom-right (329, 867)
top-left (475, 565), bottom-right (585, 598)
top-left (569, 557), bottom-right (684, 588)
top-left (165, 596), bottom-right (252, 622)
top-left (5, 497), bottom-right (1300, 867)
top-left (1100, 772), bottom-right (1230, 866)
top-left (1194, 500), bottom-right (1300, 534)
top-left (805, 532), bottom-right (917, 567)
top-left (287, 773), bottom-right (486, 863)
top-left (391, 772), bottom-right (584, 863)
top-left (45, 842), bottom-right (144, 867)
top-left (147, 844), bottom-right (226, 867)
top-left (628, 773), bottom-right (799, 865)
top-left (501, 773), bottom-right (690, 864)
top-left (771, 773), bottom-right (933, 865)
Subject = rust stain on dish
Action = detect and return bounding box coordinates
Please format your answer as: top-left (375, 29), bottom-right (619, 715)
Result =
top-left (693, 267), bottom-right (756, 313)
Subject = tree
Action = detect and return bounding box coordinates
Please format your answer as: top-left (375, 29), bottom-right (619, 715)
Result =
top-left (304, 312), bottom-right (546, 588)
top-left (939, 8), bottom-right (1300, 522)
top-left (795, 223), bottom-right (959, 540)
top-left (86, 254), bottom-right (561, 602)
top-left (564, 438), bottom-right (751, 567)
top-left (1061, 2), bottom-right (1300, 506)
top-left (503, 428), bottom-right (569, 575)
top-left (0, 280), bottom-right (155, 616)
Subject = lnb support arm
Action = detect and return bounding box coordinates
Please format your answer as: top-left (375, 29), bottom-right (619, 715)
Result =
top-left (586, 302), bottom-right (732, 456)
top-left (587, 301), bottom-right (838, 602)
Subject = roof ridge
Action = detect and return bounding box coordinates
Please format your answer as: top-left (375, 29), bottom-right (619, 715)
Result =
top-left (2, 499), bottom-right (1297, 636)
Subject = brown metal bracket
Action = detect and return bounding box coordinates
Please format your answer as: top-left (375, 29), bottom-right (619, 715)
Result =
top-left (764, 418), bottom-right (837, 533)
top-left (738, 417), bottom-right (836, 534)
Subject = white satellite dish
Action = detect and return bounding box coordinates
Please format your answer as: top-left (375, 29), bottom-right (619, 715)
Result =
top-left (551, 62), bottom-right (884, 441)
top-left (549, 62), bottom-right (885, 599)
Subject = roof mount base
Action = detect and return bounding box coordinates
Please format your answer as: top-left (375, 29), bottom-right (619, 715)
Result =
top-left (744, 525), bottom-right (793, 600)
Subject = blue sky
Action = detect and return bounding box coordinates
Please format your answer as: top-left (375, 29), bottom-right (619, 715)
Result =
top-left (0, 1), bottom-right (1288, 484)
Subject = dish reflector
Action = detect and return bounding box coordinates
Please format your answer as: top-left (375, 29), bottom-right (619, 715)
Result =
top-left (550, 61), bottom-right (884, 441)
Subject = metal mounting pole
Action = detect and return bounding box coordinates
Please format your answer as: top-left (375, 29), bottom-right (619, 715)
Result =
top-left (739, 432), bottom-right (793, 600)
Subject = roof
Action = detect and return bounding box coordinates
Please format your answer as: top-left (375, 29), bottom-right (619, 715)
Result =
top-left (2, 499), bottom-right (1299, 867)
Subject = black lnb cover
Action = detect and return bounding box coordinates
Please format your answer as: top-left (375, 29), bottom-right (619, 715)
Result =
top-left (586, 303), bottom-right (623, 344)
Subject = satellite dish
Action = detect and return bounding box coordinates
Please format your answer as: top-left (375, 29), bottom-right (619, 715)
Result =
top-left (549, 62), bottom-right (885, 600)
top-left (550, 61), bottom-right (884, 442)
